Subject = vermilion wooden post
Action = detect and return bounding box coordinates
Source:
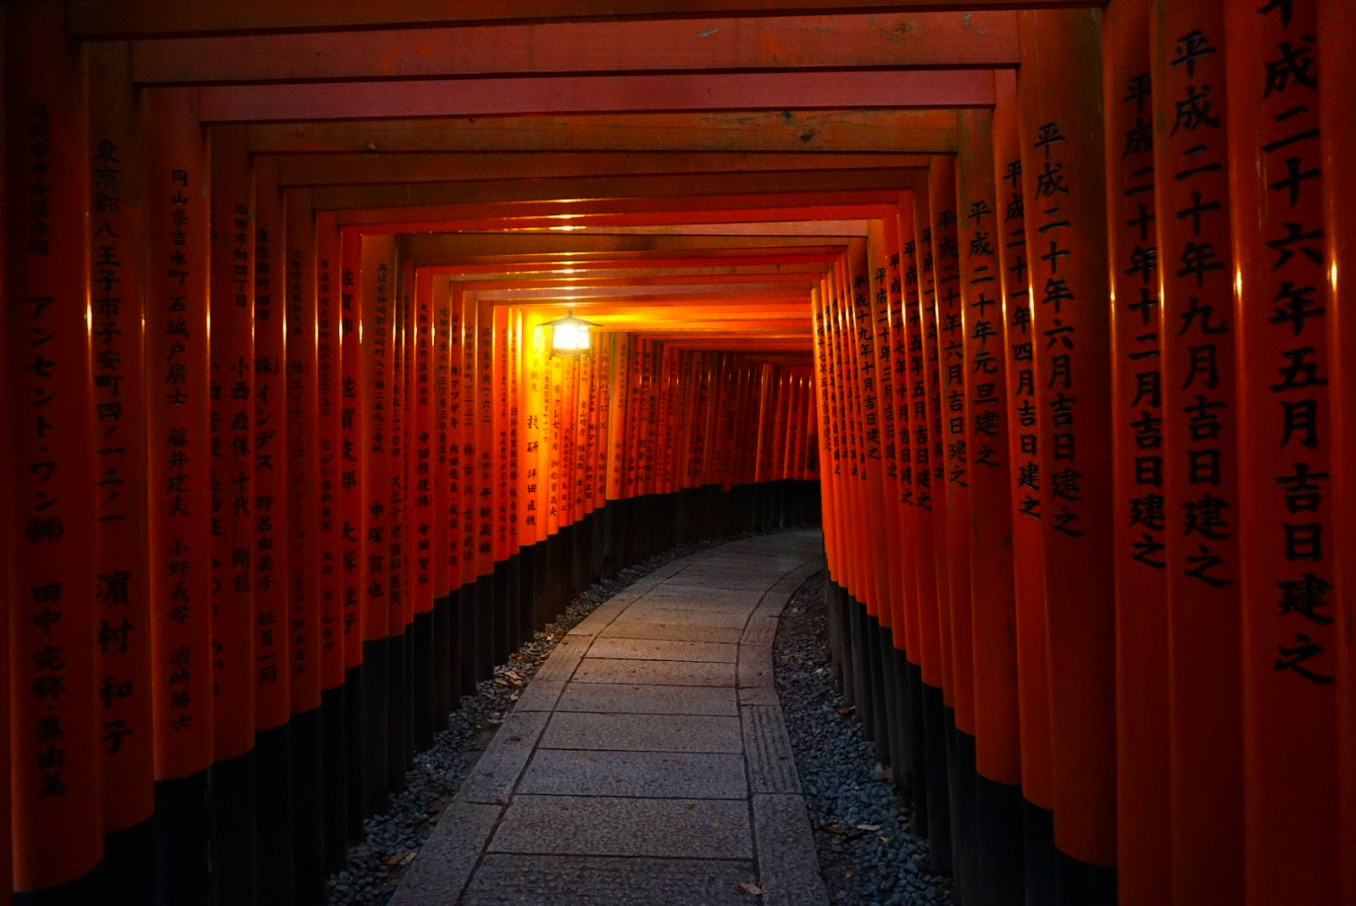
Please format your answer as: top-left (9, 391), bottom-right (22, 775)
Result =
top-left (884, 205), bottom-right (922, 799)
top-left (991, 70), bottom-right (1056, 900)
top-left (359, 232), bottom-right (395, 813)
top-left (86, 41), bottom-right (155, 897)
top-left (521, 311), bottom-right (548, 626)
top-left (207, 122), bottom-right (259, 906)
top-left (431, 274), bottom-right (457, 716)
top-left (957, 105), bottom-right (1024, 906)
top-left (1320, 1), bottom-right (1356, 899)
top-left (1151, 5), bottom-right (1243, 904)
top-left (314, 211), bottom-right (348, 865)
top-left (386, 262), bottom-right (411, 786)
top-left (474, 298), bottom-right (498, 673)
top-left (1103, 3), bottom-right (1171, 902)
top-left (451, 284), bottom-right (477, 690)
top-left (1017, 11), bottom-right (1117, 901)
top-left (142, 85), bottom-right (214, 904)
top-left (284, 185), bottom-right (325, 903)
top-left (6, 6), bottom-right (101, 898)
top-left (1226, 4), bottom-right (1339, 902)
top-left (912, 176), bottom-right (954, 871)
top-left (931, 153), bottom-right (981, 900)
top-left (252, 154), bottom-right (295, 904)
top-left (411, 268), bottom-right (437, 750)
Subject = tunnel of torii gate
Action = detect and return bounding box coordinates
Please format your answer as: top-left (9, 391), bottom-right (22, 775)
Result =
top-left (2, 1), bottom-right (1354, 905)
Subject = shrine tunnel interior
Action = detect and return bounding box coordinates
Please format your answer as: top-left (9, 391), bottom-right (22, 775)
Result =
top-left (4, 2), bottom-right (1355, 905)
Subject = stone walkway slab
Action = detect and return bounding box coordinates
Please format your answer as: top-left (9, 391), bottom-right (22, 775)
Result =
top-left (555, 682), bottom-right (737, 716)
top-left (489, 795), bottom-right (752, 859)
top-left (517, 749), bottom-right (748, 798)
top-left (571, 657), bottom-right (737, 687)
top-left (541, 711), bottom-right (743, 753)
top-left (584, 637), bottom-right (738, 663)
top-left (462, 855), bottom-right (756, 906)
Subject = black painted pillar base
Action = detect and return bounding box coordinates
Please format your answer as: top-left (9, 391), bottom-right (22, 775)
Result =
top-left (908, 661), bottom-right (929, 837)
top-left (153, 770), bottom-right (212, 906)
top-left (948, 724), bottom-right (979, 906)
top-left (457, 582), bottom-right (478, 694)
top-left (359, 640), bottom-right (390, 816)
top-left (921, 682), bottom-right (952, 873)
top-left (975, 773), bottom-right (1025, 906)
top-left (1055, 849), bottom-right (1117, 906)
top-left (866, 614), bottom-right (890, 762)
top-left (412, 609), bottom-right (435, 750)
top-left (256, 722), bottom-right (296, 906)
top-left (891, 647), bottom-right (915, 797)
top-left (210, 748), bottom-right (258, 906)
top-left (431, 595), bottom-right (453, 732)
top-left (474, 572), bottom-right (495, 681)
top-left (290, 705), bottom-right (327, 906)
top-left (101, 818), bottom-right (155, 906)
top-left (1023, 799), bottom-right (1057, 906)
top-left (323, 683), bottom-right (350, 867)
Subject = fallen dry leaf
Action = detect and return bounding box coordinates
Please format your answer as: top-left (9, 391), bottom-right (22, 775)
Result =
top-left (737, 882), bottom-right (763, 896)
top-left (855, 823), bottom-right (881, 832)
top-left (836, 705), bottom-right (855, 716)
top-left (824, 823), bottom-right (848, 835)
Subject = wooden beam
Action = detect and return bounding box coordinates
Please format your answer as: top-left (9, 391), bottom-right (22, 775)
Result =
top-left (272, 152), bottom-right (930, 187)
top-left (68, 0), bottom-right (1105, 38)
top-left (197, 70), bottom-right (995, 121)
top-left (248, 110), bottom-right (958, 153)
top-left (309, 168), bottom-right (919, 210)
top-left (338, 198), bottom-right (898, 229)
top-left (129, 12), bottom-right (1017, 83)
top-left (395, 233), bottom-right (852, 258)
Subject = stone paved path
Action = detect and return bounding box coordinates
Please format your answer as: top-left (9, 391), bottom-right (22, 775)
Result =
top-left (391, 529), bottom-right (829, 906)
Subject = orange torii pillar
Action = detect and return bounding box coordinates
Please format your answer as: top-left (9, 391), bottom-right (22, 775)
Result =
top-left (254, 154), bottom-right (296, 906)
top-left (1017, 10), bottom-right (1117, 902)
top-left (911, 176), bottom-right (954, 871)
top-left (338, 227), bottom-right (369, 832)
top-left (1104, 3), bottom-right (1170, 904)
top-left (930, 154), bottom-right (980, 903)
top-left (1320, 1), bottom-right (1356, 901)
top-left (6, 6), bottom-right (101, 901)
top-left (207, 123), bottom-right (259, 906)
top-left (429, 274), bottom-right (460, 717)
top-left (1152, 5), bottom-right (1244, 904)
top-left (143, 86), bottom-right (215, 906)
top-left (358, 233), bottom-right (396, 815)
top-left (284, 186), bottom-right (326, 905)
top-left (1227, 3), bottom-right (1340, 902)
top-left (957, 106), bottom-right (1024, 906)
top-left (87, 41), bottom-right (156, 903)
top-left (991, 69), bottom-right (1058, 904)
top-left (409, 269), bottom-right (438, 752)
top-left (315, 212), bottom-right (350, 866)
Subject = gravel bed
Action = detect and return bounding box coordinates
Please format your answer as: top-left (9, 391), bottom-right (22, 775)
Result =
top-left (774, 572), bottom-right (954, 906)
top-left (326, 531), bottom-right (765, 906)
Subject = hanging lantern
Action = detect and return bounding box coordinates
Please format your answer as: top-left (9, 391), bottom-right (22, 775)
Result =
top-left (545, 309), bottom-right (594, 355)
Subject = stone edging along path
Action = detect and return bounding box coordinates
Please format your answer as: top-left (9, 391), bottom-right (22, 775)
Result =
top-left (390, 530), bottom-right (829, 906)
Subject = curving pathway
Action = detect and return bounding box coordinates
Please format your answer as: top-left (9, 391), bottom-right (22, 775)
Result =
top-left (391, 529), bottom-right (829, 906)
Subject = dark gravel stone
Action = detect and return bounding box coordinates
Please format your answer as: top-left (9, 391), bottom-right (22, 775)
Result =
top-left (773, 571), bottom-right (954, 906)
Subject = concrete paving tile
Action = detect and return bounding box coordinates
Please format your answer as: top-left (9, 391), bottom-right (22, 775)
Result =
top-left (555, 682), bottom-right (737, 716)
top-left (615, 606), bottom-right (751, 628)
top-left (633, 591), bottom-right (762, 611)
top-left (599, 620), bottom-right (745, 644)
top-left (662, 574), bottom-right (780, 591)
top-left (741, 704), bottom-right (801, 794)
top-left (517, 749), bottom-right (748, 799)
top-left (489, 795), bottom-right (752, 859)
top-left (738, 686), bottom-right (781, 706)
top-left (738, 643), bottom-right (775, 687)
top-left (739, 614), bottom-right (781, 648)
top-left (458, 711), bottom-right (551, 804)
top-left (534, 634), bottom-right (590, 683)
top-left (541, 712), bottom-right (743, 753)
top-left (512, 679), bottom-right (565, 712)
top-left (646, 584), bottom-right (767, 602)
top-left (571, 657), bottom-right (737, 687)
top-left (752, 794), bottom-right (830, 906)
top-left (462, 854), bottom-right (756, 906)
top-left (388, 801), bottom-right (502, 906)
top-left (585, 637), bottom-right (739, 663)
